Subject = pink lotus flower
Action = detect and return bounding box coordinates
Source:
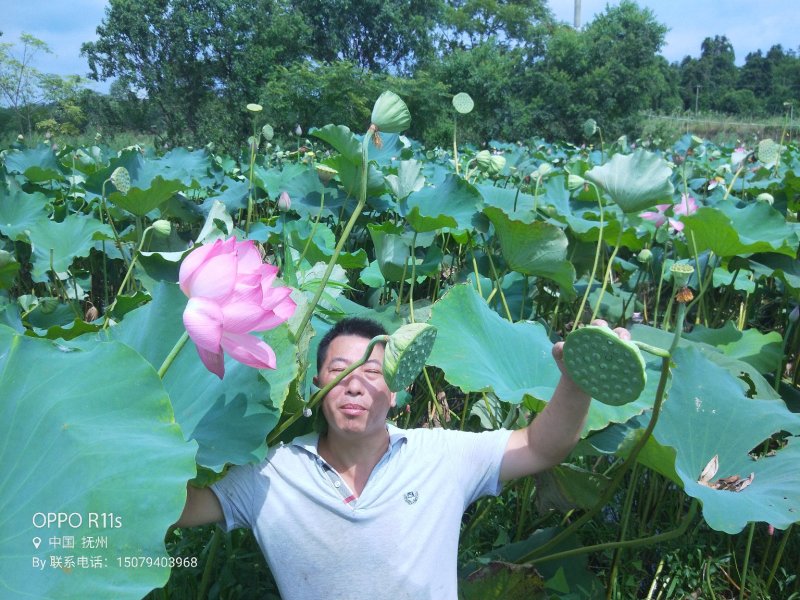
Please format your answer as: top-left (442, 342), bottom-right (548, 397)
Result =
top-left (179, 237), bottom-right (296, 378)
top-left (640, 194), bottom-right (698, 232)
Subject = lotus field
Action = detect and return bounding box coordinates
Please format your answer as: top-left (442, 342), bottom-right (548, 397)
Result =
top-left (1, 92), bottom-right (799, 599)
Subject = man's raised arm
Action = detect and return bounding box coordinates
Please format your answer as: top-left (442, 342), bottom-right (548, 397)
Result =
top-left (500, 321), bottom-right (630, 482)
top-left (174, 485), bottom-right (224, 528)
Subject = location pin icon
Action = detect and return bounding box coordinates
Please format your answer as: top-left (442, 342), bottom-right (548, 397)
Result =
top-left (32, 537), bottom-right (41, 549)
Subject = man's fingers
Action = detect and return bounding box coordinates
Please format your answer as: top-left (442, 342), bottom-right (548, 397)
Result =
top-left (587, 319), bottom-right (631, 341)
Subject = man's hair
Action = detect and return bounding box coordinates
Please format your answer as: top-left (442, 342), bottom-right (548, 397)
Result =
top-left (316, 317), bottom-right (388, 371)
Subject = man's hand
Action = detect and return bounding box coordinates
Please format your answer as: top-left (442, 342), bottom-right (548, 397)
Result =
top-left (500, 320), bottom-right (630, 482)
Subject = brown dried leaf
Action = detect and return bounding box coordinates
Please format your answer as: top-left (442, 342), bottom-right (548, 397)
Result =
top-left (698, 454), bottom-right (719, 485)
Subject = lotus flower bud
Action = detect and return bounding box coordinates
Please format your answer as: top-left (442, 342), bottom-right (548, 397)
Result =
top-left (536, 163), bottom-right (553, 177)
top-left (17, 134), bottom-right (24, 141)
top-left (488, 154), bottom-right (506, 174)
top-left (262, 124), bottom-right (274, 141)
top-left (638, 249), bottom-right (653, 263)
top-left (85, 305), bottom-right (99, 322)
top-left (246, 103), bottom-right (263, 113)
top-left (277, 191), bottom-right (291, 212)
top-left (110, 167), bottom-right (131, 194)
top-left (475, 150), bottom-right (492, 170)
top-left (294, 124), bottom-right (303, 136)
top-left (382, 323), bottom-right (437, 392)
top-left (370, 90), bottom-right (411, 134)
top-left (670, 262), bottom-right (694, 288)
top-left (152, 219), bottom-right (172, 237)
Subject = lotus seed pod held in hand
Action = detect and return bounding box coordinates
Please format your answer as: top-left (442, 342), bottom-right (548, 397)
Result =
top-left (563, 326), bottom-right (647, 406)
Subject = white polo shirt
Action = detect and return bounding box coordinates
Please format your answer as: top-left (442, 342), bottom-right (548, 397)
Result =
top-left (211, 424), bottom-right (512, 600)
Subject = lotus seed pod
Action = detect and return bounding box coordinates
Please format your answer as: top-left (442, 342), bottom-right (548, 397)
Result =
top-left (152, 220), bottom-right (172, 237)
top-left (452, 92), bottom-right (474, 115)
top-left (382, 323), bottom-right (438, 392)
top-left (756, 192), bottom-right (774, 205)
top-left (670, 262), bottom-right (694, 288)
top-left (370, 90), bottom-right (411, 134)
top-left (246, 103), bottom-right (263, 113)
top-left (757, 138), bottom-right (780, 166)
top-left (582, 118), bottom-right (598, 137)
top-left (563, 326), bottom-right (647, 406)
top-left (567, 173), bottom-right (585, 191)
top-left (638, 249), bottom-right (653, 263)
top-left (110, 167), bottom-right (131, 194)
top-left (262, 124), bottom-right (274, 141)
top-left (303, 406), bottom-right (312, 418)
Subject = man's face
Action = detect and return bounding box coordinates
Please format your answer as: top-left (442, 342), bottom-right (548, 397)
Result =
top-left (314, 334), bottom-right (396, 439)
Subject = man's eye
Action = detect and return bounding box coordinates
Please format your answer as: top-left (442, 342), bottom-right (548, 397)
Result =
top-left (330, 367), bottom-right (345, 373)
top-left (366, 369), bottom-right (382, 375)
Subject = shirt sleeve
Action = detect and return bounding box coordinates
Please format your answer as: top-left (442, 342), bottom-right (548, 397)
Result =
top-left (443, 428), bottom-right (513, 506)
top-left (210, 462), bottom-right (261, 532)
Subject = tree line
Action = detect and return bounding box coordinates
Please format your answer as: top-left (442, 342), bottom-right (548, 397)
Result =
top-left (2, 0), bottom-right (799, 149)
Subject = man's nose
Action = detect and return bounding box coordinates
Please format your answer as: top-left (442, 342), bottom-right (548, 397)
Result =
top-left (342, 370), bottom-right (365, 394)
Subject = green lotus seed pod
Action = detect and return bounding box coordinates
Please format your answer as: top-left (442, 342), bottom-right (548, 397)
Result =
top-left (452, 92), bottom-right (474, 115)
top-left (563, 326), bottom-right (647, 406)
top-left (757, 138), bottom-right (780, 166)
top-left (371, 91), bottom-right (411, 134)
top-left (670, 262), bottom-right (694, 288)
top-left (638, 249), bottom-right (653, 263)
top-left (110, 167), bottom-right (131, 195)
top-left (583, 118), bottom-right (598, 137)
top-left (383, 323), bottom-right (437, 392)
top-left (246, 103), bottom-right (263, 113)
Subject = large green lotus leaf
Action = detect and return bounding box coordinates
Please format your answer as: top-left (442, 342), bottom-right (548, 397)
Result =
top-left (285, 219), bottom-right (367, 269)
top-left (310, 124), bottom-right (362, 164)
top-left (684, 321), bottom-right (782, 375)
top-left (25, 214), bottom-right (114, 282)
top-left (323, 154), bottom-right (385, 198)
top-left (584, 149), bottom-right (674, 213)
top-left (652, 346), bottom-right (800, 533)
top-left (0, 325), bottom-right (197, 599)
top-left (564, 207), bottom-right (646, 249)
top-left (385, 159), bottom-right (424, 201)
top-left (484, 206), bottom-right (576, 298)
top-left (200, 177), bottom-right (249, 214)
top-left (403, 174), bottom-right (483, 232)
top-left (147, 147), bottom-right (212, 187)
top-left (109, 283), bottom-right (297, 471)
top-left (478, 184), bottom-right (539, 213)
top-left (428, 285), bottom-right (559, 403)
top-left (108, 175), bottom-right (184, 217)
top-left (4, 146), bottom-right (64, 182)
top-left (367, 221), bottom-right (410, 282)
top-left (0, 184), bottom-right (49, 241)
top-left (748, 254), bottom-right (800, 292)
top-left (681, 205), bottom-right (797, 258)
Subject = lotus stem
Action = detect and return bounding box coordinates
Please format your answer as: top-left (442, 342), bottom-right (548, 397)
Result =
top-left (575, 182), bottom-right (604, 325)
top-left (766, 523), bottom-right (793, 592)
top-left (739, 521), bottom-right (756, 600)
top-left (197, 525), bottom-right (223, 600)
top-left (294, 128), bottom-right (375, 341)
top-left (157, 331), bottom-right (190, 379)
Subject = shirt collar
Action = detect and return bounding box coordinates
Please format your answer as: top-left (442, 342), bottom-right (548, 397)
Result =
top-left (290, 423), bottom-right (409, 457)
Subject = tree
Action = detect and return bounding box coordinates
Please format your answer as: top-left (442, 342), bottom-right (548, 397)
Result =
top-left (678, 35), bottom-right (737, 112)
top-left (82, 0), bottom-right (309, 145)
top-left (0, 33), bottom-right (51, 137)
top-left (290, 0), bottom-right (442, 72)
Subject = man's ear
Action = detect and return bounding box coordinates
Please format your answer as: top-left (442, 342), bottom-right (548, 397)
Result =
top-left (313, 375), bottom-right (319, 388)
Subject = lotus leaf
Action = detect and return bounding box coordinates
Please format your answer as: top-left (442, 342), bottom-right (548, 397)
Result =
top-left (584, 149), bottom-right (674, 213)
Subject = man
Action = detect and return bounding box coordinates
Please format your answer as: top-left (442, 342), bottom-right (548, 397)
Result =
top-left (177, 316), bottom-right (628, 599)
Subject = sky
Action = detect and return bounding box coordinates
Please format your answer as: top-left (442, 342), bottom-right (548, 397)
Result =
top-left (2, 0), bottom-right (799, 95)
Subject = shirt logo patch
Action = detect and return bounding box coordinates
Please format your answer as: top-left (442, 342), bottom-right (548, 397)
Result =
top-left (403, 491), bottom-right (419, 505)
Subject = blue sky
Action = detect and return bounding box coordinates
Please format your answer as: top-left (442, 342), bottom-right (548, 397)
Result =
top-left (2, 0), bottom-right (799, 95)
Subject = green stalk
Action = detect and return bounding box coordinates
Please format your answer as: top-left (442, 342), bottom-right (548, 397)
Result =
top-left (197, 526), bottom-right (223, 600)
top-left (766, 524), bottom-right (793, 592)
top-left (484, 242), bottom-right (512, 322)
top-left (574, 183), bottom-right (605, 325)
top-left (407, 231), bottom-right (419, 322)
top-left (606, 462), bottom-right (641, 599)
top-left (102, 224), bottom-right (157, 328)
top-left (157, 331), bottom-right (190, 379)
top-left (739, 521), bottom-right (756, 600)
top-left (294, 128), bottom-right (375, 342)
top-left (590, 216), bottom-right (625, 323)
